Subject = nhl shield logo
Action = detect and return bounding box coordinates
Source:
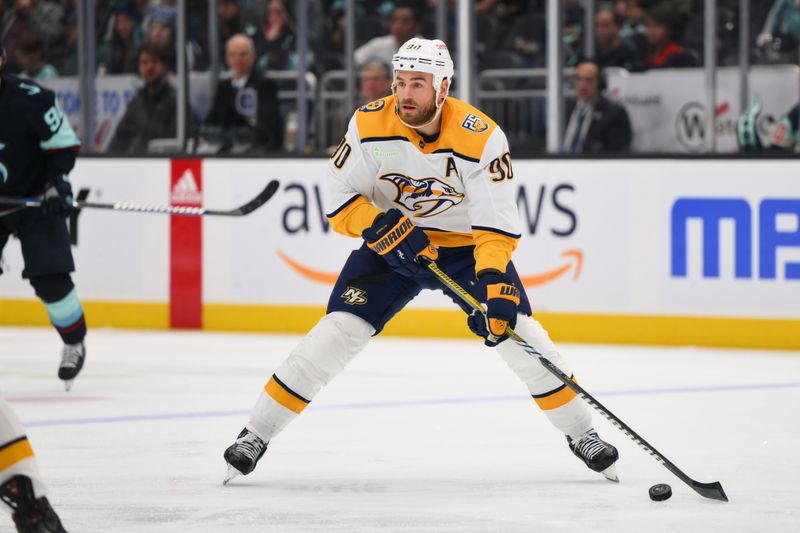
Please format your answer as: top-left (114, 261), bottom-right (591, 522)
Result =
top-left (461, 114), bottom-right (489, 133)
top-left (379, 173), bottom-right (465, 218)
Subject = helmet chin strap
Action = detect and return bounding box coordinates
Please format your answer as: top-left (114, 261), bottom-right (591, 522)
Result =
top-left (393, 81), bottom-right (448, 131)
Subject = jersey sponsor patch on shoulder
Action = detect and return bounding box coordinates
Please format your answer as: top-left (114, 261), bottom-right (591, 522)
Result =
top-left (359, 99), bottom-right (386, 113)
top-left (461, 113), bottom-right (489, 133)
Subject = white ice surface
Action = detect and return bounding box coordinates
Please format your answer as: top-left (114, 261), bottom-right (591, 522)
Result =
top-left (1, 327), bottom-right (799, 532)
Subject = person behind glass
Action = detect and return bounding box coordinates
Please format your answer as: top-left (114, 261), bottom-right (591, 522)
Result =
top-left (563, 59), bottom-right (632, 153)
top-left (96, 2), bottom-right (142, 75)
top-left (594, 5), bottom-right (641, 71)
top-left (13, 34), bottom-right (58, 81)
top-left (354, 1), bottom-right (422, 68)
top-left (358, 59), bottom-right (392, 105)
top-left (643, 3), bottom-right (697, 69)
top-left (107, 43), bottom-right (176, 154)
top-left (254, 0), bottom-right (299, 72)
top-left (204, 34), bottom-right (283, 153)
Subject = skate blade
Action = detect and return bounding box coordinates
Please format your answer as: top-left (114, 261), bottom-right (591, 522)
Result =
top-left (600, 464), bottom-right (619, 483)
top-left (223, 465), bottom-right (241, 486)
top-left (63, 379), bottom-right (74, 392)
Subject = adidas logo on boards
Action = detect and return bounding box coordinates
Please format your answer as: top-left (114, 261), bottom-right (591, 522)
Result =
top-left (171, 169), bottom-right (203, 205)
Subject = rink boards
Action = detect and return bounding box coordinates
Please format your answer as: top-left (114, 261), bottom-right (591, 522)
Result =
top-left (1, 157), bottom-right (798, 349)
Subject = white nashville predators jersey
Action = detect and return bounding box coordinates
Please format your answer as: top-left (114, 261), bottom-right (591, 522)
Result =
top-left (325, 94), bottom-right (521, 273)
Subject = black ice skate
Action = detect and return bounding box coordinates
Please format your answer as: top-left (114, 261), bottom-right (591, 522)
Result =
top-left (223, 428), bottom-right (268, 485)
top-left (58, 342), bottom-right (85, 391)
top-left (0, 475), bottom-right (67, 533)
top-left (567, 429), bottom-right (619, 482)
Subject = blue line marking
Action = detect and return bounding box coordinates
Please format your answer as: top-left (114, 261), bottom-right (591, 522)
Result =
top-left (22, 382), bottom-right (800, 428)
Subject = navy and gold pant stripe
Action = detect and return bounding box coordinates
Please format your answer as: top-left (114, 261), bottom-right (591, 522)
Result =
top-left (264, 374), bottom-right (311, 414)
top-left (0, 436), bottom-right (34, 472)
top-left (532, 375), bottom-right (578, 410)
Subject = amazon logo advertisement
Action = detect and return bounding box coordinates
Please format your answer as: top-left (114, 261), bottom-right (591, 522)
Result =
top-left (274, 181), bottom-right (582, 288)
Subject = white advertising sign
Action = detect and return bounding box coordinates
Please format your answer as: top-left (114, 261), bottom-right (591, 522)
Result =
top-left (2, 158), bottom-right (798, 321)
top-left (607, 66), bottom-right (800, 153)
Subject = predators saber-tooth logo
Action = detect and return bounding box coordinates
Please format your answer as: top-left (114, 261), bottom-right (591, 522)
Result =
top-left (341, 287), bottom-right (368, 305)
top-left (380, 173), bottom-right (465, 218)
top-left (359, 99), bottom-right (385, 113)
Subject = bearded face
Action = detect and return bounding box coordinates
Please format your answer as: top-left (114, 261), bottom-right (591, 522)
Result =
top-left (394, 71), bottom-right (442, 127)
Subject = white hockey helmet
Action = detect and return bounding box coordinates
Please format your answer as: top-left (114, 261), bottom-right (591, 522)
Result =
top-left (391, 38), bottom-right (454, 106)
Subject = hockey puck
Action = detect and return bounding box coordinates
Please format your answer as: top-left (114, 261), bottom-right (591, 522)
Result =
top-left (649, 483), bottom-right (672, 501)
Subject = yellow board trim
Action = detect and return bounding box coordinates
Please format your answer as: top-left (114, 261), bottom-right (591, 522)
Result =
top-left (533, 379), bottom-right (578, 411)
top-left (2, 299), bottom-right (799, 350)
top-left (264, 376), bottom-right (308, 414)
top-left (0, 438), bottom-right (34, 472)
top-left (0, 299), bottom-right (168, 329)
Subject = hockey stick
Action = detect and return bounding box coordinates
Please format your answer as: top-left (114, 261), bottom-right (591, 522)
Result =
top-left (420, 257), bottom-right (729, 502)
top-left (0, 180), bottom-right (280, 217)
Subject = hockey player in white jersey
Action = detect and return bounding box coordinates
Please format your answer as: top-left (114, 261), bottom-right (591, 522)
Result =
top-left (0, 398), bottom-right (67, 532)
top-left (224, 38), bottom-right (618, 484)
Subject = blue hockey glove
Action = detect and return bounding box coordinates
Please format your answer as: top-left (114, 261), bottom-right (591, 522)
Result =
top-left (467, 270), bottom-right (520, 346)
top-left (42, 176), bottom-right (74, 216)
top-left (362, 208), bottom-right (437, 277)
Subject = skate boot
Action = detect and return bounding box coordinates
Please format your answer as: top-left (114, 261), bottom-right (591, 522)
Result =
top-left (567, 429), bottom-right (619, 482)
top-left (0, 475), bottom-right (67, 533)
top-left (58, 342), bottom-right (85, 391)
top-left (223, 428), bottom-right (268, 485)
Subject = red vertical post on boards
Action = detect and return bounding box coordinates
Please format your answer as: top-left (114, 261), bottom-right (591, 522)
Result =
top-left (169, 159), bottom-right (203, 328)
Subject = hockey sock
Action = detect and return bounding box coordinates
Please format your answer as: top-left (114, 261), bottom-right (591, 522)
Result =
top-left (496, 315), bottom-right (592, 439)
top-left (247, 312), bottom-right (374, 441)
top-left (30, 274), bottom-right (87, 345)
top-left (0, 399), bottom-right (47, 502)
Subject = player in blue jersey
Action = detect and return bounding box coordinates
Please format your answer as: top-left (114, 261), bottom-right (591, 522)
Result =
top-left (0, 46), bottom-right (87, 391)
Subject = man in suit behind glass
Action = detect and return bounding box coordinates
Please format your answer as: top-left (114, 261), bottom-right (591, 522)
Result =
top-left (204, 33), bottom-right (283, 153)
top-left (563, 59), bottom-right (632, 153)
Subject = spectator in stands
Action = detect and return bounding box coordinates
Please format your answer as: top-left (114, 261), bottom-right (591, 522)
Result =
top-left (218, 0), bottom-right (246, 68)
top-left (145, 5), bottom-right (177, 71)
top-left (562, 59), bottom-right (632, 153)
top-left (354, 1), bottom-right (422, 67)
top-left (0, 0), bottom-right (64, 72)
top-left (14, 33), bottom-right (58, 81)
top-left (619, 0), bottom-right (648, 53)
top-left (48, 7), bottom-right (78, 76)
top-left (595, 5), bottom-right (641, 70)
top-left (97, 2), bottom-right (142, 75)
top-left (254, 0), bottom-right (301, 72)
top-left (644, 3), bottom-right (697, 69)
top-left (107, 43), bottom-right (176, 154)
top-left (358, 59), bottom-right (393, 104)
top-left (756, 0), bottom-right (800, 63)
top-left (204, 34), bottom-right (283, 153)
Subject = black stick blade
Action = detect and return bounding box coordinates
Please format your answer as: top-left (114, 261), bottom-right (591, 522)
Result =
top-left (691, 481), bottom-right (728, 502)
top-left (214, 179), bottom-right (279, 216)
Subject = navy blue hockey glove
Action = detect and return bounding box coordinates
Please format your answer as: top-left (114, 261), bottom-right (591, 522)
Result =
top-left (467, 270), bottom-right (520, 347)
top-left (42, 176), bottom-right (74, 216)
top-left (737, 96), bottom-right (764, 152)
top-left (362, 208), bottom-right (438, 277)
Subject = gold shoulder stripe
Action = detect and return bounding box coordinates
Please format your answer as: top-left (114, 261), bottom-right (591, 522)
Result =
top-left (356, 95), bottom-right (406, 141)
